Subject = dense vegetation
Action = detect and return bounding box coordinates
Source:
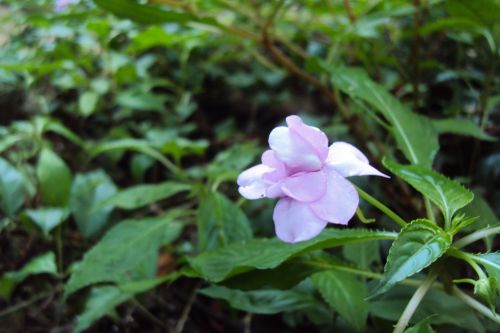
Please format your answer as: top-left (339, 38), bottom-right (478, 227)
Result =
top-left (0, 0), bottom-right (499, 332)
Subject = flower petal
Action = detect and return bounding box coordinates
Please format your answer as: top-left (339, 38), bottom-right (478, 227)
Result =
top-left (286, 115), bottom-right (329, 161)
top-left (326, 142), bottom-right (389, 178)
top-left (310, 168), bottom-right (359, 225)
top-left (261, 150), bottom-right (288, 182)
top-left (237, 164), bottom-right (273, 200)
top-left (281, 170), bottom-right (327, 202)
top-left (269, 126), bottom-right (323, 172)
top-left (273, 198), bottom-right (327, 243)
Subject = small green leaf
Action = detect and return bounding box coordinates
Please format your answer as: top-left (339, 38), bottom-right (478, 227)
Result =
top-left (327, 66), bottom-right (438, 167)
top-left (404, 316), bottom-right (435, 333)
top-left (74, 286), bottom-right (132, 333)
top-left (78, 91), bottom-right (99, 116)
top-left (0, 252), bottom-right (58, 299)
top-left (189, 229), bottom-right (396, 283)
top-left (65, 213), bottom-right (183, 296)
top-left (311, 270), bottom-right (368, 332)
top-left (432, 118), bottom-right (496, 141)
top-left (199, 284), bottom-right (321, 314)
top-left (25, 207), bottom-right (69, 235)
top-left (372, 219), bottom-right (451, 298)
top-left (101, 181), bottom-right (190, 210)
top-left (70, 170), bottom-right (117, 238)
top-left (0, 157), bottom-right (25, 217)
top-left (473, 276), bottom-right (497, 310)
top-left (197, 192), bottom-right (253, 251)
top-left (473, 252), bottom-right (500, 293)
top-left (36, 148), bottom-right (73, 206)
top-left (384, 159), bottom-right (474, 224)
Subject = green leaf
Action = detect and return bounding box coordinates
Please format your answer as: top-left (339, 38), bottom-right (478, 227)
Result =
top-left (460, 194), bottom-right (498, 249)
top-left (342, 241), bottom-right (380, 269)
top-left (446, 0), bottom-right (500, 27)
top-left (311, 270), bottom-right (368, 332)
top-left (432, 118), bottom-right (496, 141)
top-left (473, 252), bottom-right (500, 292)
top-left (101, 181), bottom-right (190, 210)
top-left (199, 284), bottom-right (321, 314)
top-left (0, 157), bottom-right (25, 217)
top-left (372, 219), bottom-right (452, 298)
top-left (189, 229), bottom-right (396, 283)
top-left (25, 207), bottom-right (69, 235)
top-left (78, 91), bottom-right (99, 116)
top-left (74, 286), bottom-right (132, 333)
top-left (69, 170), bottom-right (117, 238)
top-left (473, 276), bottom-right (497, 310)
top-left (36, 148), bottom-right (73, 206)
top-left (0, 252), bottom-right (58, 299)
top-left (65, 213), bottom-right (183, 296)
top-left (384, 159), bottom-right (474, 224)
top-left (328, 66), bottom-right (438, 167)
top-left (197, 192), bottom-right (253, 251)
top-left (404, 317), bottom-right (435, 333)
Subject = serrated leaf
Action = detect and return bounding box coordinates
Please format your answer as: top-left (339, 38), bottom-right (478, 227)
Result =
top-left (432, 118), bottom-right (496, 141)
top-left (65, 214), bottom-right (183, 296)
top-left (311, 270), bottom-right (368, 332)
top-left (0, 157), bottom-right (25, 217)
top-left (328, 66), bottom-right (438, 167)
top-left (197, 192), bottom-right (253, 251)
top-left (0, 252), bottom-right (58, 299)
top-left (384, 159), bottom-right (474, 224)
top-left (101, 181), bottom-right (190, 210)
top-left (74, 286), bottom-right (132, 333)
top-left (36, 148), bottom-right (73, 206)
top-left (372, 219), bottom-right (451, 298)
top-left (70, 170), bottom-right (117, 238)
top-left (25, 207), bottom-right (69, 235)
top-left (199, 284), bottom-right (321, 315)
top-left (189, 229), bottom-right (396, 283)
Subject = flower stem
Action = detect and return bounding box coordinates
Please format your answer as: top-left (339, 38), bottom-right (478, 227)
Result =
top-left (393, 271), bottom-right (438, 333)
top-left (453, 286), bottom-right (500, 324)
top-left (454, 224), bottom-right (500, 249)
top-left (354, 185), bottom-right (407, 227)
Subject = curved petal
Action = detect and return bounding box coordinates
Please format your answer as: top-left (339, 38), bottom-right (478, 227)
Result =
top-left (310, 168), bottom-right (359, 225)
top-left (281, 170), bottom-right (327, 202)
top-left (326, 142), bottom-right (389, 178)
top-left (273, 198), bottom-right (327, 243)
top-left (237, 164), bottom-right (273, 200)
top-left (261, 150), bottom-right (288, 182)
top-left (269, 126), bottom-right (323, 172)
top-left (286, 115), bottom-right (329, 161)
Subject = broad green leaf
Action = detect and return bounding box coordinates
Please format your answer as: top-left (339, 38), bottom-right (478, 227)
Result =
top-left (44, 118), bottom-right (85, 146)
top-left (78, 91), bottom-right (99, 116)
top-left (432, 118), bottom-right (496, 141)
top-left (446, 0), bottom-right (500, 27)
top-left (36, 148), bottom-right (72, 206)
top-left (197, 192), bottom-right (253, 251)
top-left (101, 181), bottom-right (190, 210)
top-left (0, 157), bottom-right (25, 217)
top-left (65, 214), bottom-right (183, 296)
top-left (70, 170), bottom-right (117, 238)
top-left (311, 270), bottom-right (368, 332)
top-left (116, 88), bottom-right (166, 112)
top-left (25, 207), bottom-right (69, 235)
top-left (372, 219), bottom-right (452, 298)
top-left (74, 286), bottom-right (132, 333)
top-left (342, 241), bottom-right (380, 269)
top-left (370, 284), bottom-right (485, 333)
top-left (328, 66), bottom-right (438, 167)
top-left (384, 159), bottom-right (474, 224)
top-left (199, 284), bottom-right (321, 314)
top-left (0, 252), bottom-right (57, 299)
top-left (473, 253), bottom-right (500, 292)
top-left (189, 229), bottom-right (396, 283)
top-left (404, 317), bottom-right (435, 333)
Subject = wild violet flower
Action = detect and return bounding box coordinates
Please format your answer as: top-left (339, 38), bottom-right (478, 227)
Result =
top-left (237, 115), bottom-right (388, 243)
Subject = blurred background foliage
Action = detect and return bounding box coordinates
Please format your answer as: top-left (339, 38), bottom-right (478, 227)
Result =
top-left (0, 0), bottom-right (498, 332)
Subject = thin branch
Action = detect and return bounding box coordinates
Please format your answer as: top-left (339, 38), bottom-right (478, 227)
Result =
top-left (354, 185), bottom-right (407, 227)
top-left (454, 225), bottom-right (500, 249)
top-left (174, 282), bottom-right (200, 333)
top-left (453, 286), bottom-right (500, 324)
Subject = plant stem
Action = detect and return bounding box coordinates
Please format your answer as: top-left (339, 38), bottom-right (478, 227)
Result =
top-left (424, 198), bottom-right (437, 225)
top-left (393, 271), bottom-right (438, 333)
top-left (453, 286), bottom-right (500, 324)
top-left (447, 249), bottom-right (487, 279)
top-left (454, 225), bottom-right (500, 249)
top-left (354, 185), bottom-right (407, 227)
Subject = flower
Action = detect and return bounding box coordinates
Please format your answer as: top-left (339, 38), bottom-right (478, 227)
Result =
top-left (237, 115), bottom-right (388, 243)
top-left (54, 0), bottom-right (79, 12)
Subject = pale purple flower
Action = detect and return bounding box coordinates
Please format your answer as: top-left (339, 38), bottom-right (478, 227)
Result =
top-left (237, 115), bottom-right (388, 243)
top-left (54, 0), bottom-right (79, 12)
